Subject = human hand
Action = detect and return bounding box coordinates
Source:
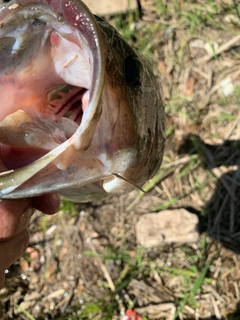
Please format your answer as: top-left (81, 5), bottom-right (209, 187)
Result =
top-left (0, 156), bottom-right (60, 288)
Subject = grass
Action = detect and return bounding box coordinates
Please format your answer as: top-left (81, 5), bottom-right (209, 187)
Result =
top-left (59, 242), bottom-right (217, 319)
top-left (173, 257), bottom-right (215, 319)
top-left (15, 304), bottom-right (36, 320)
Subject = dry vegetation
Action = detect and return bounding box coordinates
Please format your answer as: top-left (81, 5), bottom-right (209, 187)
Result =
top-left (1, 0), bottom-right (240, 319)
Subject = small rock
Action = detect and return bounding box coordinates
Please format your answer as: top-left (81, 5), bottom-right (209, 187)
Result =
top-left (224, 14), bottom-right (240, 25)
top-left (24, 291), bottom-right (41, 301)
top-left (19, 259), bottom-right (29, 272)
top-left (136, 209), bottom-right (199, 247)
top-left (84, 0), bottom-right (137, 16)
top-left (219, 77), bottom-right (234, 97)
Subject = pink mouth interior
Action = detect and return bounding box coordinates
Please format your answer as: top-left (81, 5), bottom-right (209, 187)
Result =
top-left (0, 2), bottom-right (93, 170)
top-left (0, 87), bottom-right (90, 170)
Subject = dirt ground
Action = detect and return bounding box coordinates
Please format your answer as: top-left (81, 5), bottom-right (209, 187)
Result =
top-left (1, 0), bottom-right (240, 319)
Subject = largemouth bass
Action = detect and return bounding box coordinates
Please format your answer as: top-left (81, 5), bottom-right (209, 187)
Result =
top-left (0, 0), bottom-right (165, 202)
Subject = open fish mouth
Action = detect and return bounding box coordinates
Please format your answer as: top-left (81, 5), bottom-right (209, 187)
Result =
top-left (0, 0), bottom-right (105, 143)
top-left (0, 0), bottom-right (165, 201)
top-left (0, 0), bottom-right (109, 198)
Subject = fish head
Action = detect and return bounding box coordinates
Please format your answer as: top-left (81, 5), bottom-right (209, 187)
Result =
top-left (0, 0), bottom-right (165, 201)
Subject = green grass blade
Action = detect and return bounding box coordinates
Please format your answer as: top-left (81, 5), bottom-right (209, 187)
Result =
top-left (14, 304), bottom-right (36, 320)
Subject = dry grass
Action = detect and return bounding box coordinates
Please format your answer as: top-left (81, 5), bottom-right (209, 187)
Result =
top-left (1, 0), bottom-right (240, 319)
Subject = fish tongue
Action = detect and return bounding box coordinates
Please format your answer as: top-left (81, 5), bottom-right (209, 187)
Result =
top-left (0, 109), bottom-right (55, 170)
top-left (0, 110), bottom-right (65, 149)
top-left (0, 110), bottom-right (78, 170)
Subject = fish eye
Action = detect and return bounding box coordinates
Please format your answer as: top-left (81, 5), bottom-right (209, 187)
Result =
top-left (93, 14), bottom-right (105, 22)
top-left (124, 55), bottom-right (141, 87)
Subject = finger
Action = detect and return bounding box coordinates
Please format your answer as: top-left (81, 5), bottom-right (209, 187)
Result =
top-left (32, 193), bottom-right (60, 214)
top-left (0, 200), bottom-right (33, 240)
top-left (0, 155), bottom-right (33, 239)
top-left (0, 148), bottom-right (60, 215)
top-left (0, 229), bottom-right (29, 271)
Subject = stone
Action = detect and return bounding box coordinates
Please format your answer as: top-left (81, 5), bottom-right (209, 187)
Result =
top-left (84, 0), bottom-right (137, 16)
top-left (136, 209), bottom-right (199, 247)
top-left (0, 1), bottom-right (138, 16)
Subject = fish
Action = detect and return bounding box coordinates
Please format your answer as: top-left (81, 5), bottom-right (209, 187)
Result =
top-left (0, 0), bottom-right (165, 202)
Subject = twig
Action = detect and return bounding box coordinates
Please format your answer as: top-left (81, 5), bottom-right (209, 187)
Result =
top-left (61, 286), bottom-right (75, 314)
top-left (225, 115), bottom-right (240, 140)
top-left (234, 282), bottom-right (240, 300)
top-left (88, 241), bottom-right (115, 292)
top-left (197, 34), bottom-right (240, 65)
top-left (210, 295), bottom-right (221, 320)
top-left (161, 180), bottom-right (173, 201)
top-left (88, 241), bottom-right (125, 315)
top-left (199, 67), bottom-right (240, 110)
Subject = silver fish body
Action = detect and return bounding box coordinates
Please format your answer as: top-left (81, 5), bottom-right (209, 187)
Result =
top-left (0, 0), bottom-right (165, 202)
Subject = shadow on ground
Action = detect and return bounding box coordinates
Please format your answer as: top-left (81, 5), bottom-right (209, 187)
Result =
top-left (178, 134), bottom-right (240, 253)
